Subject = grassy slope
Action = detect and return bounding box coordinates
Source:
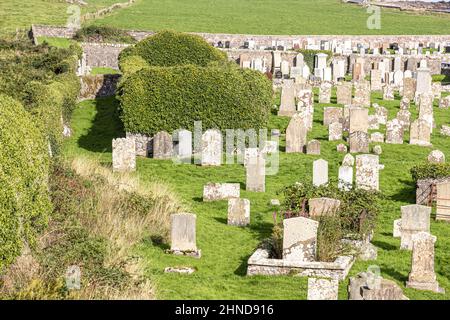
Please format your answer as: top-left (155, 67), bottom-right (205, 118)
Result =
top-left (63, 89), bottom-right (450, 300)
top-left (92, 0), bottom-right (450, 35)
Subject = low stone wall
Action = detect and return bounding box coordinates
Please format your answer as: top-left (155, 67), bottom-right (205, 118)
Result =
top-left (416, 177), bottom-right (450, 205)
top-left (81, 42), bottom-right (129, 69)
top-left (31, 25), bottom-right (77, 42)
top-left (78, 74), bottom-right (121, 100)
top-left (246, 248), bottom-right (354, 280)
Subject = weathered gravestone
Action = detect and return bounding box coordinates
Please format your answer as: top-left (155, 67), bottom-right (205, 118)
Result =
top-left (112, 138), bottom-right (136, 172)
top-left (243, 148), bottom-right (259, 167)
top-left (353, 80), bottom-right (371, 107)
top-left (373, 145), bottom-right (382, 155)
top-left (439, 96), bottom-right (450, 109)
top-left (313, 159), bottom-right (329, 187)
top-left (370, 132), bottom-right (384, 143)
top-left (400, 204), bottom-right (431, 250)
top-left (246, 153), bottom-right (266, 192)
top-left (170, 213), bottom-right (200, 257)
top-left (374, 105), bottom-right (388, 125)
top-left (329, 122), bottom-right (343, 141)
top-left (406, 232), bottom-right (444, 293)
top-left (153, 131), bottom-right (173, 159)
top-left (307, 278), bottom-right (339, 300)
top-left (228, 198), bottom-right (251, 226)
top-left (410, 119), bottom-right (431, 147)
top-left (385, 119), bottom-right (404, 144)
top-left (283, 217), bottom-right (319, 262)
top-left (403, 77), bottom-right (416, 101)
top-left (203, 183), bottom-right (240, 202)
top-left (436, 181), bottom-right (450, 222)
top-left (297, 89), bottom-right (313, 109)
top-left (400, 97), bottom-right (410, 110)
top-left (349, 107), bottom-right (369, 134)
top-left (355, 154), bottom-right (379, 191)
top-left (126, 133), bottom-right (151, 157)
top-left (418, 93), bottom-right (434, 133)
top-left (428, 150), bottom-right (445, 164)
top-left (306, 140), bottom-right (321, 155)
top-left (338, 166), bottom-right (353, 191)
top-left (349, 131), bottom-right (370, 153)
top-left (370, 69), bottom-right (382, 91)
top-left (337, 143), bottom-right (348, 153)
top-left (323, 107), bottom-right (343, 126)
top-left (319, 82), bottom-right (332, 104)
top-left (278, 85), bottom-right (297, 116)
top-left (396, 110), bottom-right (411, 131)
top-left (349, 272), bottom-right (409, 300)
top-left (309, 197), bottom-right (341, 217)
top-left (337, 82), bottom-right (353, 105)
top-left (286, 114), bottom-right (308, 153)
top-left (383, 85), bottom-right (395, 101)
top-left (201, 129), bottom-right (222, 166)
top-left (393, 219), bottom-right (402, 238)
top-left (342, 153), bottom-right (355, 167)
top-left (368, 115), bottom-right (379, 130)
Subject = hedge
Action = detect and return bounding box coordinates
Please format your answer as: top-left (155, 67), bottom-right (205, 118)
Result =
top-left (0, 95), bottom-right (51, 273)
top-left (410, 163), bottom-right (450, 182)
top-left (297, 49), bottom-right (332, 72)
top-left (120, 30), bottom-right (228, 68)
top-left (74, 25), bottom-right (137, 44)
top-left (118, 55), bottom-right (149, 75)
top-left (118, 64), bottom-right (272, 135)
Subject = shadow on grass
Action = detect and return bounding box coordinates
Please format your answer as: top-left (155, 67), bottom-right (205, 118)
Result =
top-left (372, 240), bottom-right (398, 251)
top-left (381, 266), bottom-right (408, 283)
top-left (77, 96), bottom-right (125, 153)
top-left (388, 179), bottom-right (416, 203)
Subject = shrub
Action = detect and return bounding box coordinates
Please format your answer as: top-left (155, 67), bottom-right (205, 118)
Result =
top-left (118, 64), bottom-right (273, 135)
top-left (74, 26), bottom-right (136, 44)
top-left (0, 95), bottom-right (51, 273)
top-left (410, 163), bottom-right (450, 182)
top-left (316, 216), bottom-right (345, 262)
top-left (120, 30), bottom-right (227, 68)
top-left (118, 55), bottom-right (149, 75)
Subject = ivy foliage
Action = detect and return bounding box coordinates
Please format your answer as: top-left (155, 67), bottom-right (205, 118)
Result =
top-left (410, 163), bottom-right (450, 182)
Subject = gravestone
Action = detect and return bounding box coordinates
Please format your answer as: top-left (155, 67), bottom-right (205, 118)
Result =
top-left (432, 82), bottom-right (442, 100)
top-left (403, 77), bottom-right (416, 101)
top-left (297, 89), bottom-right (313, 110)
top-left (373, 145), bottom-right (382, 155)
top-left (203, 183), bottom-right (240, 202)
top-left (173, 129), bottom-right (192, 162)
top-left (112, 138), bottom-right (136, 172)
top-left (201, 129), bottom-right (222, 166)
top-left (418, 93), bottom-right (434, 133)
top-left (309, 197), bottom-right (341, 217)
top-left (427, 150), bottom-right (445, 164)
top-left (338, 165), bottom-right (353, 191)
top-left (349, 272), bottom-right (409, 300)
top-left (342, 153), bottom-right (355, 166)
top-left (126, 133), bottom-right (151, 157)
top-left (349, 107), bottom-right (369, 134)
top-left (400, 205), bottom-right (431, 250)
top-left (170, 213), bottom-right (199, 255)
top-left (246, 153), bottom-right (265, 192)
top-left (356, 154), bottom-right (379, 191)
top-left (337, 82), bottom-right (353, 105)
top-left (406, 232), bottom-right (444, 293)
top-left (370, 132), bottom-right (384, 143)
top-left (410, 119), bottom-right (431, 147)
top-left (353, 80), bottom-right (371, 107)
top-left (370, 69), bottom-right (382, 91)
top-left (436, 181), bottom-right (450, 222)
top-left (319, 82), bottom-right (332, 104)
top-left (228, 198), bottom-right (251, 226)
top-left (307, 278), bottom-right (339, 300)
top-left (286, 114), bottom-right (308, 153)
top-left (278, 85), bottom-right (297, 116)
top-left (374, 105), bottom-right (388, 125)
top-left (306, 140), bottom-right (321, 155)
top-left (368, 115), bottom-right (379, 130)
top-left (349, 131), bottom-right (370, 153)
top-left (283, 217), bottom-right (319, 262)
top-left (313, 159), bottom-right (329, 187)
top-left (393, 219), bottom-right (402, 238)
top-left (439, 96), bottom-right (450, 109)
top-left (337, 143), bottom-right (348, 153)
top-left (153, 131), bottom-right (173, 159)
top-left (323, 107), bottom-right (343, 126)
top-left (416, 67), bottom-right (432, 96)
top-left (383, 85), bottom-right (395, 101)
top-left (400, 97), bottom-right (410, 110)
top-left (385, 119), bottom-right (404, 144)
top-left (244, 148), bottom-right (259, 167)
top-left (396, 110), bottom-right (411, 131)
top-left (298, 105), bottom-right (314, 131)
top-left (329, 122), bottom-right (343, 141)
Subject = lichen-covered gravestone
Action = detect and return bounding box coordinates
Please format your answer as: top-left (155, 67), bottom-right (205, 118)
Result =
top-left (319, 82), bottom-right (332, 104)
top-left (353, 80), bottom-right (371, 107)
top-left (406, 232), bottom-right (445, 293)
top-left (329, 122), bottom-right (343, 141)
top-left (228, 198), bottom-right (250, 226)
top-left (385, 119), bottom-right (404, 144)
top-left (410, 119), bottom-right (431, 147)
top-left (355, 154), bottom-right (379, 191)
top-left (309, 197), bottom-right (341, 217)
top-left (170, 213), bottom-right (200, 257)
top-left (307, 278), bottom-right (339, 300)
top-left (153, 131), bottom-right (173, 159)
top-left (112, 138), bottom-right (136, 172)
top-left (323, 107), bottom-right (343, 126)
top-left (400, 204), bottom-right (431, 250)
top-left (336, 82), bottom-right (353, 105)
top-left (349, 131), bottom-right (370, 153)
top-left (349, 107), bottom-right (369, 134)
top-left (306, 139), bottom-right (321, 155)
top-left (203, 183), bottom-right (240, 202)
top-left (246, 153), bottom-right (265, 192)
top-left (286, 114), bottom-right (308, 153)
top-left (278, 84), bottom-right (297, 116)
top-left (283, 217), bottom-right (319, 262)
top-left (201, 129), bottom-right (222, 166)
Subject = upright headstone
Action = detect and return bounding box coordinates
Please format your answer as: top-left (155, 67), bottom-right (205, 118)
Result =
top-left (400, 205), bottom-right (431, 250)
top-left (286, 114), bottom-right (308, 153)
top-left (112, 138), bottom-right (136, 172)
top-left (170, 213), bottom-right (199, 254)
top-left (338, 165), bottom-right (353, 191)
top-left (418, 93), bottom-right (434, 133)
top-left (374, 105), bottom-right (388, 125)
top-left (323, 107), bottom-right (343, 126)
top-left (436, 182), bottom-right (450, 222)
top-left (201, 129), bottom-right (222, 166)
top-left (246, 153), bottom-right (265, 192)
top-left (153, 131), bottom-right (173, 159)
top-left (396, 110), bottom-right (411, 131)
top-left (309, 197), bottom-right (341, 217)
top-left (203, 183), bottom-right (240, 202)
top-left (416, 67), bottom-right (432, 96)
top-left (353, 80), bottom-right (371, 107)
top-left (278, 85), bottom-right (297, 116)
top-left (283, 217), bottom-right (319, 262)
top-left (337, 82), bottom-right (353, 105)
top-left (385, 119), bottom-right (404, 144)
top-left (403, 77), bottom-right (416, 101)
top-left (173, 129), bottom-right (192, 162)
top-left (319, 82), bottom-right (332, 104)
top-left (370, 69), bottom-right (382, 91)
top-left (355, 154), bottom-right (379, 191)
top-left (349, 131), bottom-right (370, 153)
top-left (349, 107), bottom-right (369, 134)
top-left (383, 85), bottom-right (395, 101)
top-left (228, 198), bottom-right (251, 226)
top-left (410, 119), bottom-right (431, 147)
top-left (307, 140), bottom-right (321, 155)
top-left (313, 159), bottom-right (329, 187)
top-left (329, 122), bottom-right (343, 141)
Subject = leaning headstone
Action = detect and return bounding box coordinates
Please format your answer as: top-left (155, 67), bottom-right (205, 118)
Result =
top-left (323, 107), bottom-right (343, 126)
top-left (170, 213), bottom-right (200, 257)
top-left (153, 131), bottom-right (173, 159)
top-left (246, 153), bottom-right (265, 192)
top-left (436, 181), bottom-right (450, 222)
top-left (349, 272), bottom-right (409, 300)
top-left (309, 197), bottom-right (341, 217)
top-left (228, 198), bottom-right (250, 226)
top-left (278, 85), bottom-right (297, 116)
top-left (112, 138), bottom-right (136, 172)
top-left (337, 82), bottom-right (353, 105)
top-left (349, 107), bottom-right (369, 134)
top-left (385, 119), bottom-right (404, 144)
top-left (203, 183), bottom-right (240, 202)
top-left (338, 165), bottom-right (353, 191)
top-left (393, 219), bottom-right (402, 238)
top-left (410, 119), bottom-right (431, 147)
top-left (319, 82), bottom-right (332, 104)
top-left (201, 129), bottom-right (222, 166)
top-left (313, 159), bottom-right (329, 187)
top-left (286, 114), bottom-right (308, 153)
top-left (370, 132), bottom-right (384, 143)
top-left (283, 217), bottom-right (319, 262)
top-left (307, 278), bottom-right (339, 300)
top-left (349, 131), bottom-right (370, 153)
top-left (427, 150), bottom-right (445, 164)
top-left (355, 154), bottom-right (379, 191)
top-left (306, 140), bottom-right (321, 155)
top-left (400, 205), bottom-right (431, 250)
top-left (406, 232), bottom-right (444, 293)
top-left (329, 122), bottom-right (343, 141)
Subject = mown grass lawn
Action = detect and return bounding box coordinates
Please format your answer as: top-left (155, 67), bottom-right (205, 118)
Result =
top-left (92, 0), bottom-right (450, 35)
top-left (63, 89), bottom-right (450, 300)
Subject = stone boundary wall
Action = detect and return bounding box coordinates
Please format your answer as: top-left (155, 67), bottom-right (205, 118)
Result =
top-left (81, 42), bottom-right (130, 69)
top-left (31, 25), bottom-right (77, 43)
top-left (416, 177), bottom-right (450, 205)
top-left (78, 74), bottom-right (121, 100)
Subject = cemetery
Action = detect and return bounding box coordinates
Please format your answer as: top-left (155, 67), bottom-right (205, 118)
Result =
top-left (1, 0), bottom-right (450, 303)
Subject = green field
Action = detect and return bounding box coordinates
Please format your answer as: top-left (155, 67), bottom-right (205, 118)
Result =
top-left (62, 90), bottom-right (450, 300)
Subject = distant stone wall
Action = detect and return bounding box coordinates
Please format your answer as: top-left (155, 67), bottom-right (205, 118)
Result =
top-left (31, 25), bottom-right (77, 42)
top-left (78, 74), bottom-right (121, 100)
top-left (81, 42), bottom-right (130, 69)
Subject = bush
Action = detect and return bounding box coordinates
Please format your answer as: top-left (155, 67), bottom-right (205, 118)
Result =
top-left (0, 95), bottom-right (51, 273)
top-left (118, 55), bottom-right (149, 75)
top-left (410, 163), bottom-right (450, 182)
top-left (118, 64), bottom-right (273, 135)
top-left (120, 30), bottom-right (227, 68)
top-left (74, 26), bottom-right (136, 44)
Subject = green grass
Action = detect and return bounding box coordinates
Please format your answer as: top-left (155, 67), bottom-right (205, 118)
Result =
top-left (36, 36), bottom-right (74, 48)
top-left (63, 90), bottom-right (450, 300)
top-left (90, 67), bottom-right (121, 75)
top-left (92, 0), bottom-right (450, 35)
